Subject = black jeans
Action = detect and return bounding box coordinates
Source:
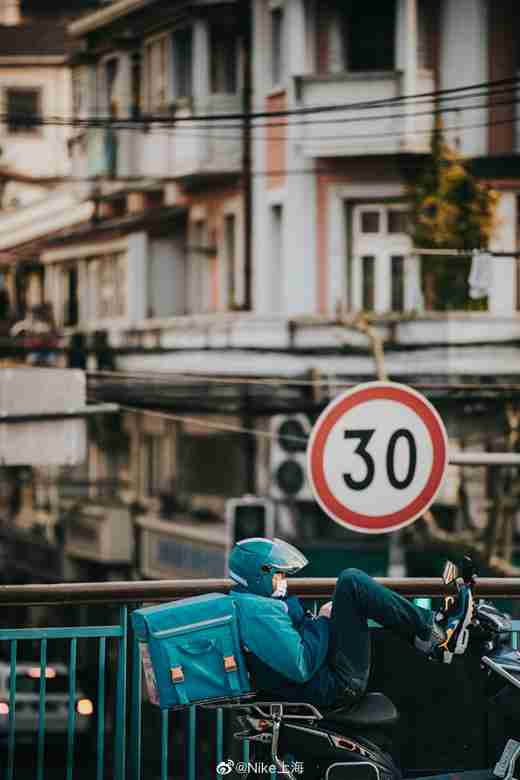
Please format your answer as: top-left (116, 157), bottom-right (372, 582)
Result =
top-left (328, 568), bottom-right (434, 701)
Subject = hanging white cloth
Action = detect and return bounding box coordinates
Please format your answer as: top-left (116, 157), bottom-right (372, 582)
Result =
top-left (468, 251), bottom-right (492, 299)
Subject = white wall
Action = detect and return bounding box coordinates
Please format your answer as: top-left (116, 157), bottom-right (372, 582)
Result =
top-left (127, 231), bottom-right (147, 323)
top-left (0, 64), bottom-right (72, 178)
top-left (440, 0), bottom-right (488, 157)
top-left (488, 192), bottom-right (517, 316)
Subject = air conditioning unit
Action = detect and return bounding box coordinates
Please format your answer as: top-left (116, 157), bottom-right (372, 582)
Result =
top-left (65, 503), bottom-right (133, 564)
top-left (269, 414), bottom-right (313, 501)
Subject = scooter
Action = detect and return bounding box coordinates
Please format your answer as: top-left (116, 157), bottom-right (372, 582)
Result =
top-left (226, 558), bottom-right (520, 780)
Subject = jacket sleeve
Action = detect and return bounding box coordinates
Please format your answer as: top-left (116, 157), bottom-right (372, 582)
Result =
top-left (239, 598), bottom-right (329, 684)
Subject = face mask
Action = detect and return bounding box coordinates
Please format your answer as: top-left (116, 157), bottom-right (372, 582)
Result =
top-left (272, 578), bottom-right (287, 599)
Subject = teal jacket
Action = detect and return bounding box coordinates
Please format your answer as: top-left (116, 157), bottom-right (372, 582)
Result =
top-left (232, 588), bottom-right (339, 708)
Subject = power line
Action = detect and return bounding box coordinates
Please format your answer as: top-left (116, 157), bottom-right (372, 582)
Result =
top-left (90, 371), bottom-right (520, 392)
top-left (120, 404), bottom-right (295, 442)
top-left (96, 88), bottom-right (518, 142)
top-left (4, 76), bottom-right (520, 130)
top-left (37, 112), bottom-right (520, 183)
top-left (125, 92), bottom-right (520, 142)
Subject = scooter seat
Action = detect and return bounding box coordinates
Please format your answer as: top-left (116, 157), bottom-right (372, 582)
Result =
top-left (323, 692), bottom-right (398, 728)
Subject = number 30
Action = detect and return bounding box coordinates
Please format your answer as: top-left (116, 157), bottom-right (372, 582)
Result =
top-left (343, 429), bottom-right (417, 491)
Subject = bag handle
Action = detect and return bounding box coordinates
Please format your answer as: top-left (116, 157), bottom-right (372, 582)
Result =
top-left (179, 640), bottom-right (216, 655)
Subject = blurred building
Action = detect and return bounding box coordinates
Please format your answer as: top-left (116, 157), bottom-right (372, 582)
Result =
top-left (1, 0), bottom-right (520, 581)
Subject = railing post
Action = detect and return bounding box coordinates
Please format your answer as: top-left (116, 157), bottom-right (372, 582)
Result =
top-left (114, 606), bottom-right (128, 780)
top-left (129, 631), bottom-right (142, 780)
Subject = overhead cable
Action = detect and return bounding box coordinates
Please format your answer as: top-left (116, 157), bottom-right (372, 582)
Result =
top-left (3, 76), bottom-right (520, 129)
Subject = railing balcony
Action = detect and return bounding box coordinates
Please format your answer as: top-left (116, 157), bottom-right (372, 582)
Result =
top-left (71, 96), bottom-right (242, 183)
top-left (0, 577), bottom-right (520, 778)
top-left (295, 70), bottom-right (435, 157)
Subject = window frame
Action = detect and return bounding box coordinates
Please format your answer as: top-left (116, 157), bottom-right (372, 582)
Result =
top-left (5, 86), bottom-right (42, 136)
top-left (171, 25), bottom-right (193, 102)
top-left (209, 21), bottom-right (238, 95)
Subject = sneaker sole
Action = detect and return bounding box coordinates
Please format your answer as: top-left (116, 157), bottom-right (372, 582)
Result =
top-left (451, 589), bottom-right (474, 655)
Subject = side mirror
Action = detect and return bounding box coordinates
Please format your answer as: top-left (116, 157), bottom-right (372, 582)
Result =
top-left (442, 560), bottom-right (459, 585)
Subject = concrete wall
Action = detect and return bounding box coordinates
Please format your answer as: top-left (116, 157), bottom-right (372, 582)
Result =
top-left (440, 0), bottom-right (488, 156)
top-left (0, 64), bottom-right (72, 178)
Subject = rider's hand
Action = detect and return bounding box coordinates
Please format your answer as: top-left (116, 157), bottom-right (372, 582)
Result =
top-left (319, 601), bottom-right (332, 619)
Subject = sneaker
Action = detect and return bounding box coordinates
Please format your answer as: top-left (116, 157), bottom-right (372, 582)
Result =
top-left (431, 585), bottom-right (474, 664)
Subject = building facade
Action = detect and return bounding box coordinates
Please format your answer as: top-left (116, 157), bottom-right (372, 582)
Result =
top-left (3, 0), bottom-right (520, 580)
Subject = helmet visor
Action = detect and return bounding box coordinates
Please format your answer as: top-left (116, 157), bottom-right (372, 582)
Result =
top-left (269, 539), bottom-right (308, 573)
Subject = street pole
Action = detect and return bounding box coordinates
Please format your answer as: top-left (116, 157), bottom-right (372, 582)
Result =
top-left (241, 0), bottom-right (252, 312)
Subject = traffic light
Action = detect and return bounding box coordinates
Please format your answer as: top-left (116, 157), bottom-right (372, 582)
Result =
top-left (270, 414), bottom-right (312, 500)
top-left (225, 496), bottom-right (275, 560)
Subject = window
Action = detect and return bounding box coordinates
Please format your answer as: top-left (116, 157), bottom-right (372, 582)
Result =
top-left (72, 69), bottom-right (84, 118)
top-left (391, 255), bottom-right (405, 312)
top-left (87, 253), bottom-right (126, 321)
top-left (341, 0), bottom-right (396, 72)
top-left (131, 52), bottom-right (142, 119)
top-left (361, 211), bottom-right (380, 233)
top-left (210, 24), bottom-right (237, 94)
top-left (181, 432), bottom-right (246, 495)
top-left (418, 0), bottom-right (435, 70)
top-left (271, 5), bottom-right (285, 86)
top-left (144, 37), bottom-right (167, 111)
top-left (6, 88), bottom-right (40, 134)
top-left (62, 267), bottom-right (79, 327)
top-left (271, 205), bottom-right (283, 312)
top-left (187, 220), bottom-right (211, 314)
top-left (104, 58), bottom-right (119, 116)
top-left (224, 214), bottom-right (237, 309)
top-left (362, 255), bottom-right (375, 311)
top-left (388, 210), bottom-right (408, 234)
top-left (171, 28), bottom-right (193, 100)
top-left (98, 254), bottom-right (126, 318)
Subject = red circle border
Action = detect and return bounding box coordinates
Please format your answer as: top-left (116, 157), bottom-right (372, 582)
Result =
top-left (308, 385), bottom-right (447, 533)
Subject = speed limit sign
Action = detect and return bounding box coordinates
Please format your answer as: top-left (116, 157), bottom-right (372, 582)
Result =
top-left (307, 382), bottom-right (448, 534)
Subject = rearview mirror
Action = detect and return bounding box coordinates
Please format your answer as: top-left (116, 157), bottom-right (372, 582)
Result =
top-left (442, 561), bottom-right (459, 584)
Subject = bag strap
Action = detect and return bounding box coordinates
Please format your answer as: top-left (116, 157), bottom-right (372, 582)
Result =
top-left (165, 644), bottom-right (190, 706)
top-left (220, 635), bottom-right (241, 696)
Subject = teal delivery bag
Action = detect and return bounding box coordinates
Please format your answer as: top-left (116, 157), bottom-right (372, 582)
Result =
top-left (131, 593), bottom-right (251, 709)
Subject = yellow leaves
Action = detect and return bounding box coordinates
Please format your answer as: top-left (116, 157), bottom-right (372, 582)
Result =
top-left (410, 132), bottom-right (499, 250)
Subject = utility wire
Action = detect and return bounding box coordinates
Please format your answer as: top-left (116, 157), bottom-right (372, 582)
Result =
top-left (90, 371), bottom-right (520, 392)
top-left (26, 112), bottom-right (518, 184)
top-left (40, 112), bottom-right (520, 183)
top-left (96, 89), bottom-right (520, 142)
top-left (119, 404), bottom-right (302, 443)
top-left (4, 76), bottom-right (520, 129)
top-left (65, 83), bottom-right (520, 134)
top-left (109, 92), bottom-right (520, 142)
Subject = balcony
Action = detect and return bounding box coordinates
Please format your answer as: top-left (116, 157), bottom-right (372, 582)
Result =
top-left (71, 96), bottom-right (242, 184)
top-left (295, 70), bottom-right (435, 157)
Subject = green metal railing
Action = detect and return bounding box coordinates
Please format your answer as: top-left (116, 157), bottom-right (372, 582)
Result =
top-left (0, 576), bottom-right (519, 779)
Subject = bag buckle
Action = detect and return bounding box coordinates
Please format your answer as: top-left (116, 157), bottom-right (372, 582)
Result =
top-left (170, 665), bottom-right (185, 683)
top-left (224, 655), bottom-right (238, 672)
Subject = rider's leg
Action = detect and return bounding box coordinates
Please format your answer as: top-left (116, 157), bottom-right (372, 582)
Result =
top-left (328, 568), bottom-right (435, 699)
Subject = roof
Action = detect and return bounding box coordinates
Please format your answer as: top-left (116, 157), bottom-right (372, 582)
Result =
top-left (44, 204), bottom-right (188, 249)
